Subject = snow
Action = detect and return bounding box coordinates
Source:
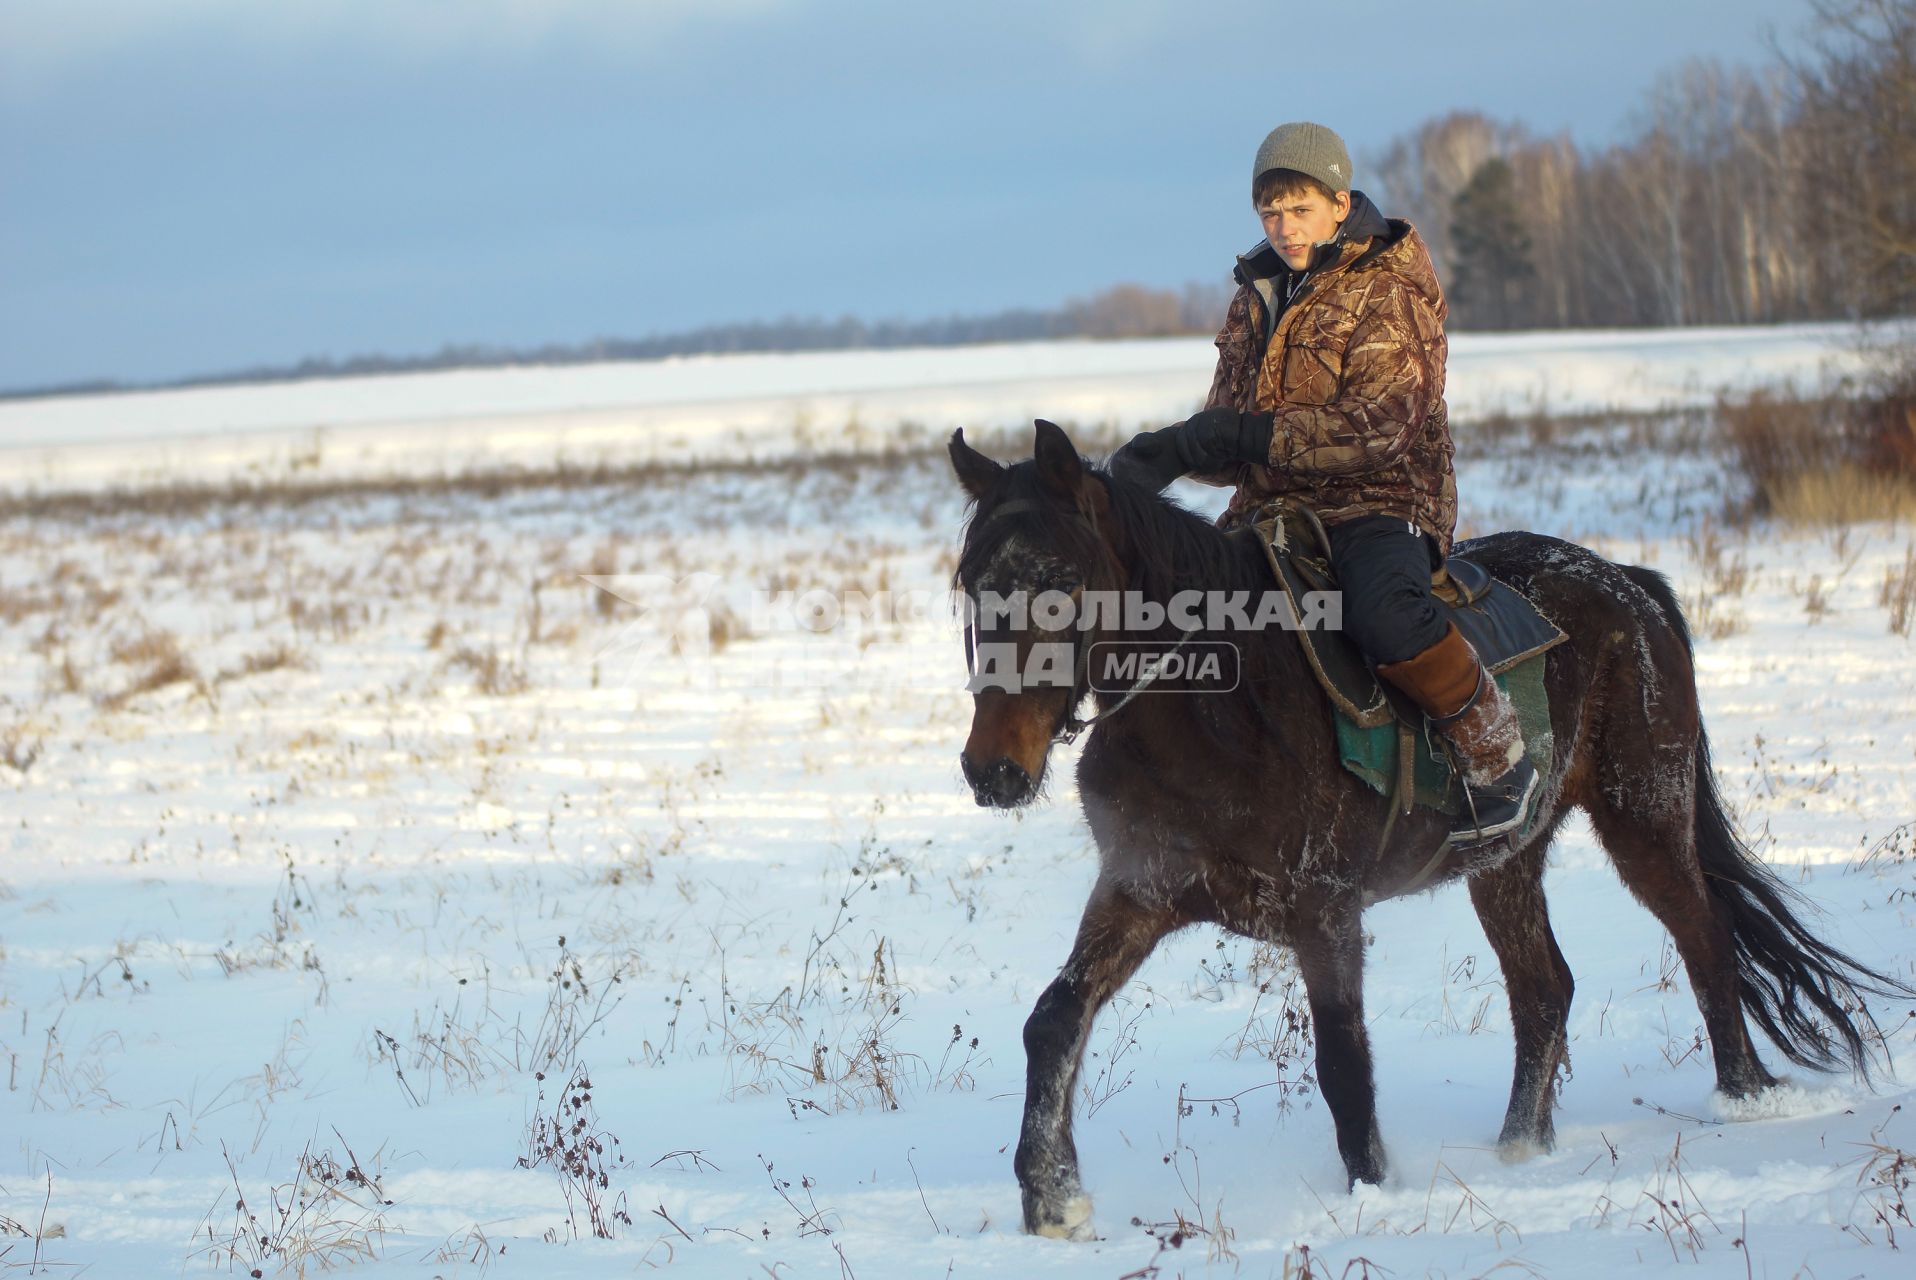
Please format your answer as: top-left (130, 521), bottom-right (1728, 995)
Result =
top-left (0, 321), bottom-right (1896, 493)
top-left (1, 328), bottom-right (1914, 1278)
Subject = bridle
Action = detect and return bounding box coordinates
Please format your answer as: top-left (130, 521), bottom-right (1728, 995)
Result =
top-left (960, 496), bottom-right (1201, 746)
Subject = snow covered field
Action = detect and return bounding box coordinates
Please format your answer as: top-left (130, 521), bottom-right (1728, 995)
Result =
top-left (0, 322), bottom-right (1886, 494)
top-left (2, 329), bottom-right (1914, 1278)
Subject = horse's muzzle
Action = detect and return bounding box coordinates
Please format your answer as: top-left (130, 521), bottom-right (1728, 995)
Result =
top-left (962, 752), bottom-right (1033, 808)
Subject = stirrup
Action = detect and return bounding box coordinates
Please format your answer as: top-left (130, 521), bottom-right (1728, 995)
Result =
top-left (1448, 756), bottom-right (1541, 848)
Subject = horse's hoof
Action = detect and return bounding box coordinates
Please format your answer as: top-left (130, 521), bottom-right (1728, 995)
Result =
top-left (1713, 1078), bottom-right (1853, 1123)
top-left (1345, 1137), bottom-right (1389, 1189)
top-left (1496, 1136), bottom-right (1550, 1164)
top-left (1713, 1068), bottom-right (1786, 1103)
top-left (1027, 1194), bottom-right (1094, 1241)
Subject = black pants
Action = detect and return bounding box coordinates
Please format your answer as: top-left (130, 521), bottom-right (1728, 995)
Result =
top-left (1326, 514), bottom-right (1447, 665)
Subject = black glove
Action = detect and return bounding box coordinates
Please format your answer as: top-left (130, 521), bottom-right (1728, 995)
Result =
top-left (1174, 406), bottom-right (1275, 472)
top-left (1108, 425), bottom-right (1189, 492)
top-left (1108, 409), bottom-right (1275, 492)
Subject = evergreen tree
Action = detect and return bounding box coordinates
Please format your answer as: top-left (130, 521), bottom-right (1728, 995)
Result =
top-left (1449, 157), bottom-right (1537, 329)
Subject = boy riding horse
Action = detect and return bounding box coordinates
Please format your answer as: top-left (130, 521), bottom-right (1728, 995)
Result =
top-left (1112, 121), bottom-right (1538, 845)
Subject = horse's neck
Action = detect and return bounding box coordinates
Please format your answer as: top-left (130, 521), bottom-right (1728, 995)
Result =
top-left (1119, 505), bottom-right (1311, 675)
top-left (1121, 505), bottom-right (1279, 616)
top-left (1103, 504), bottom-right (1316, 759)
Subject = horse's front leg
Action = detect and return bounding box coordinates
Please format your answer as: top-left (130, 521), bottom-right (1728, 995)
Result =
top-left (1294, 898), bottom-right (1388, 1188)
top-left (1016, 879), bottom-right (1176, 1239)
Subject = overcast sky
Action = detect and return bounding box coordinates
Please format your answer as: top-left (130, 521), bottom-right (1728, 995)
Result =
top-left (0, 0), bottom-right (1813, 391)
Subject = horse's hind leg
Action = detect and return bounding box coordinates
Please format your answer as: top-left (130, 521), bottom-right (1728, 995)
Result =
top-left (1467, 841), bottom-right (1574, 1159)
top-left (1575, 622), bottom-right (1780, 1099)
top-left (1579, 565), bottom-right (1882, 1095)
top-left (1586, 788), bottom-right (1779, 1098)
top-left (1016, 879), bottom-right (1178, 1239)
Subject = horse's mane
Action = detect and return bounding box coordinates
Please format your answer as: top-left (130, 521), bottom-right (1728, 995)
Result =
top-left (955, 461), bottom-right (1265, 595)
top-left (954, 462), bottom-right (1303, 763)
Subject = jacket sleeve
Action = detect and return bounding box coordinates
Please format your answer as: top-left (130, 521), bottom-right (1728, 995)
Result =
top-left (1186, 288), bottom-right (1258, 487)
top-left (1267, 280), bottom-right (1439, 479)
top-left (1201, 294), bottom-right (1249, 412)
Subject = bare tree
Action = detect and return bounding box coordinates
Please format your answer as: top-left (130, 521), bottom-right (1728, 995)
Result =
top-left (1364, 1), bottom-right (1912, 331)
top-left (1781, 0), bottom-right (1916, 315)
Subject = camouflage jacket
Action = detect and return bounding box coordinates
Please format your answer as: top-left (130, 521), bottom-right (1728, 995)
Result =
top-left (1201, 191), bottom-right (1458, 555)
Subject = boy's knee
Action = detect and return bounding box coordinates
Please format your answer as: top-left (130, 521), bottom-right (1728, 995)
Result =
top-left (1328, 517), bottom-right (1446, 664)
top-left (1344, 594), bottom-right (1444, 665)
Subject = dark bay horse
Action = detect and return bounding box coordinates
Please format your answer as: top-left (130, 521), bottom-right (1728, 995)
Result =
top-left (951, 420), bottom-right (1906, 1240)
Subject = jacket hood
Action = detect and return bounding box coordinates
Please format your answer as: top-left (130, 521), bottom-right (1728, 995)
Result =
top-left (1233, 190), bottom-right (1409, 286)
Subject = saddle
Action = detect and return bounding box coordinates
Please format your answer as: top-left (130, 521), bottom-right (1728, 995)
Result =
top-left (1234, 503), bottom-right (1567, 887)
top-left (1244, 502), bottom-right (1567, 733)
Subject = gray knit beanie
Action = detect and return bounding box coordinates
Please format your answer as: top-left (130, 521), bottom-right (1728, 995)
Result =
top-left (1252, 122), bottom-right (1352, 197)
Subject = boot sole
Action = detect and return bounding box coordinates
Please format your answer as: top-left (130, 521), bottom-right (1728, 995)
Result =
top-left (1444, 766), bottom-right (1543, 849)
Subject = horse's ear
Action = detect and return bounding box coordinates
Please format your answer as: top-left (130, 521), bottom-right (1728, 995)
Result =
top-left (1032, 419), bottom-right (1083, 496)
top-left (948, 428), bottom-right (1005, 500)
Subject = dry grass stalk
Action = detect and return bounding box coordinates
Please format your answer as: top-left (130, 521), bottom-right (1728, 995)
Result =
top-left (192, 1136), bottom-right (394, 1275)
top-left (444, 645), bottom-right (529, 696)
top-left (1721, 359), bottom-right (1916, 525)
top-left (1881, 543), bottom-right (1916, 635)
top-left (99, 628), bottom-right (205, 710)
top-left (518, 1062), bottom-right (631, 1240)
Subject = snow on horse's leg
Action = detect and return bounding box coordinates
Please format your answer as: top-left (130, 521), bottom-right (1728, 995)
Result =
top-left (1713, 1078), bottom-right (1857, 1122)
top-left (1028, 1194), bottom-right (1094, 1242)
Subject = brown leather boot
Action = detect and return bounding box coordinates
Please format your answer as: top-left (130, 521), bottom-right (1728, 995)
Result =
top-left (1376, 622), bottom-right (1539, 844)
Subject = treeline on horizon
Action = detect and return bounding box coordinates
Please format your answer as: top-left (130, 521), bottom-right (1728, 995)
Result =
top-left (11, 0), bottom-right (1908, 402)
top-left (1382, 0), bottom-right (1912, 332)
top-left (2, 283), bottom-right (1238, 402)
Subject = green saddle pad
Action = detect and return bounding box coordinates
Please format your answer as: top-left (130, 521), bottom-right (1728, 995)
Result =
top-left (1335, 655), bottom-right (1555, 814)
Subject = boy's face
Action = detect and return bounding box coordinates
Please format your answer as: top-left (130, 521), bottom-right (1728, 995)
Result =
top-left (1259, 188), bottom-right (1352, 271)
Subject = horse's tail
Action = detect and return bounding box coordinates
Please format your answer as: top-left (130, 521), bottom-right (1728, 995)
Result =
top-left (1624, 563), bottom-right (1911, 1080)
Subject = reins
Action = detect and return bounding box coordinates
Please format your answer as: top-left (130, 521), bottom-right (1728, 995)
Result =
top-left (1055, 617), bottom-right (1201, 746)
top-left (962, 495), bottom-right (1199, 746)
